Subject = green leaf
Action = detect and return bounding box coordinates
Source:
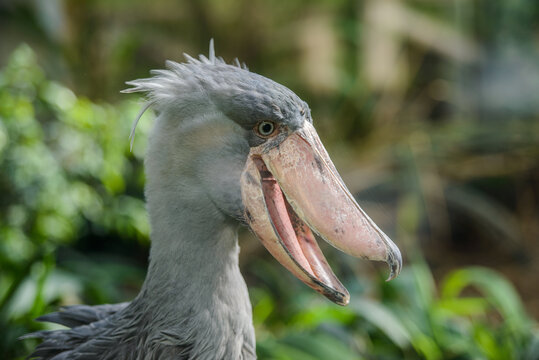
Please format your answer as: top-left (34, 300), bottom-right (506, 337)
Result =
top-left (350, 297), bottom-right (411, 349)
top-left (441, 267), bottom-right (529, 328)
top-left (436, 297), bottom-right (489, 316)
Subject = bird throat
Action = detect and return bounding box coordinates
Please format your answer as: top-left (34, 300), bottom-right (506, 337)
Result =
top-left (135, 190), bottom-right (256, 359)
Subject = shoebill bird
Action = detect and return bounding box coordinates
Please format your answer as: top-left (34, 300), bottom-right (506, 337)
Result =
top-left (24, 42), bottom-right (402, 360)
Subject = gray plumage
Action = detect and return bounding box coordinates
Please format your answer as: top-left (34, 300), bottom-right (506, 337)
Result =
top-left (24, 42), bottom-right (309, 359)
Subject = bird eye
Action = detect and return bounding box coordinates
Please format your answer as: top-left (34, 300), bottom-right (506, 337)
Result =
top-left (256, 121), bottom-right (276, 138)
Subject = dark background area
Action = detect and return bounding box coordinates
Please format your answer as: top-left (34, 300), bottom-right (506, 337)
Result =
top-left (1, 0), bottom-right (538, 359)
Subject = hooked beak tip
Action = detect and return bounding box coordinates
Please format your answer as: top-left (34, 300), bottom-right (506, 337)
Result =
top-left (385, 240), bottom-right (403, 281)
top-left (336, 294), bottom-right (350, 306)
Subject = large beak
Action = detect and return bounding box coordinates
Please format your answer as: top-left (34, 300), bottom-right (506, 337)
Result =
top-left (241, 122), bottom-right (402, 305)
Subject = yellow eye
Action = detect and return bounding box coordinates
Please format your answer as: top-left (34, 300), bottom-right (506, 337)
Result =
top-left (256, 121), bottom-right (276, 137)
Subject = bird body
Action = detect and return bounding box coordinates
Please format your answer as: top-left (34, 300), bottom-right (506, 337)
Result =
top-left (25, 42), bottom-right (401, 359)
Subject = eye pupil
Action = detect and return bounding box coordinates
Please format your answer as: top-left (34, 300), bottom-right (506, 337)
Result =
top-left (258, 121), bottom-right (274, 136)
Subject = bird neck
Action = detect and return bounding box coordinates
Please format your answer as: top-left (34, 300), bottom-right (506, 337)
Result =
top-left (133, 195), bottom-right (255, 358)
top-left (142, 202), bottom-right (247, 309)
top-left (131, 120), bottom-right (255, 358)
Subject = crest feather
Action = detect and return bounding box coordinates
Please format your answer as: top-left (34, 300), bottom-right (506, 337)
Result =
top-left (121, 39), bottom-right (248, 149)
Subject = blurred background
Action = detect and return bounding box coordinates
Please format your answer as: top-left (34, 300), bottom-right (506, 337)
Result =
top-left (1, 0), bottom-right (538, 359)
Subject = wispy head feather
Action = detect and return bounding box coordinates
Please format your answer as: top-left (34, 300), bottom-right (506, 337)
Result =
top-left (122, 39), bottom-right (307, 149)
top-left (122, 40), bottom-right (245, 149)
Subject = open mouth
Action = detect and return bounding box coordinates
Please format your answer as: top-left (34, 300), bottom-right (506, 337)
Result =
top-left (241, 122), bottom-right (402, 305)
top-left (254, 156), bottom-right (349, 304)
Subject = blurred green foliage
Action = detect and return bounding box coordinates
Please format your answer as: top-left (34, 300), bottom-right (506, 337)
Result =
top-left (254, 263), bottom-right (539, 359)
top-left (0, 45), bottom-right (150, 358)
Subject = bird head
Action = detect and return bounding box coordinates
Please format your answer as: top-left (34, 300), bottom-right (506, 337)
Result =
top-left (123, 43), bottom-right (402, 306)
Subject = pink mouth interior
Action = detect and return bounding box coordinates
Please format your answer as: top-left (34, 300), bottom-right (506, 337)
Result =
top-left (255, 158), bottom-right (315, 276)
top-left (254, 157), bottom-right (346, 295)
